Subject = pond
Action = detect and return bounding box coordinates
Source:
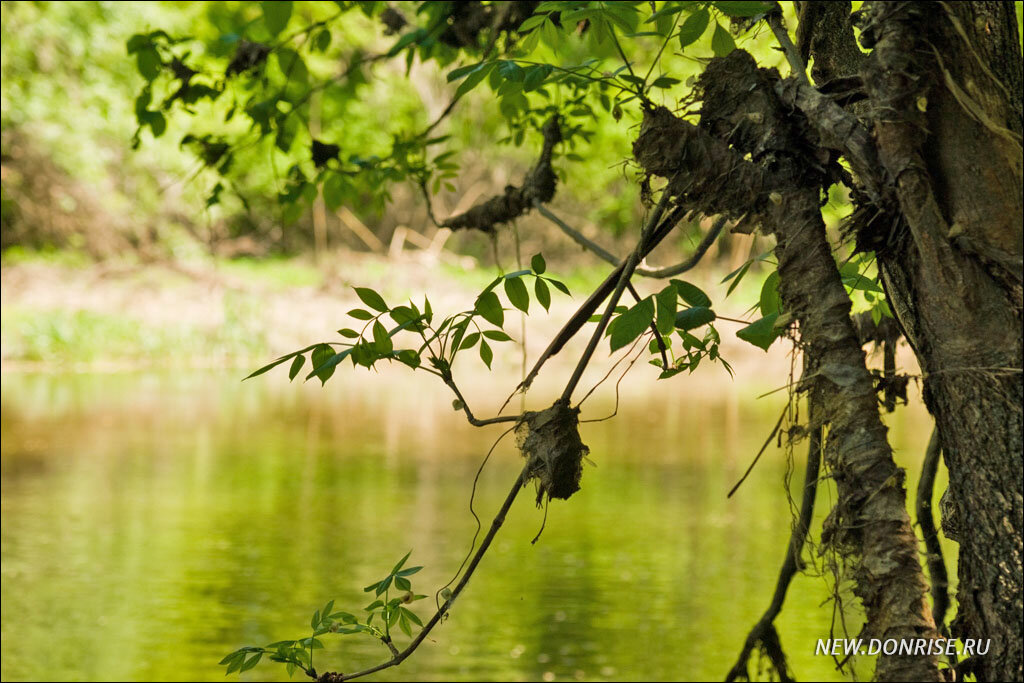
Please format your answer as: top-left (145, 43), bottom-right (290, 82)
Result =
top-left (1, 367), bottom-right (941, 681)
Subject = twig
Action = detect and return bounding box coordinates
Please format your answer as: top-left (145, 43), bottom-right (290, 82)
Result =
top-left (766, 3), bottom-right (810, 86)
top-left (559, 192), bottom-right (673, 403)
top-left (534, 202), bottom-right (726, 278)
top-left (727, 404), bottom-right (788, 498)
top-left (441, 373), bottom-right (519, 426)
top-left (725, 427), bottom-right (822, 682)
top-left (513, 202), bottom-right (687, 398)
top-left (319, 468), bottom-right (528, 682)
top-left (626, 282), bottom-right (669, 370)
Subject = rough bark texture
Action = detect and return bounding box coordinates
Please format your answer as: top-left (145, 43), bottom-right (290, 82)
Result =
top-left (794, 2), bottom-right (1024, 678)
top-left (634, 49), bottom-right (942, 681)
top-left (856, 4), bottom-right (1024, 679)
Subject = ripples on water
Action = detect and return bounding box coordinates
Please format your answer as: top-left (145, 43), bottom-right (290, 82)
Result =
top-left (1, 369), bottom-right (939, 681)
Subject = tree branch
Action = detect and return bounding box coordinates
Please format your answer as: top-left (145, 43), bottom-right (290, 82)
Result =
top-left (533, 202), bottom-right (727, 278)
top-left (766, 3), bottom-right (810, 86)
top-left (516, 199), bottom-right (687, 395)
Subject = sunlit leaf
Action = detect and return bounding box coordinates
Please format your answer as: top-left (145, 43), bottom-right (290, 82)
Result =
top-left (677, 9), bottom-right (710, 48)
top-left (504, 276), bottom-right (530, 313)
top-left (711, 21), bottom-right (736, 56)
top-left (675, 306), bottom-right (716, 331)
top-left (610, 297), bottom-right (655, 351)
top-left (736, 313), bottom-right (781, 350)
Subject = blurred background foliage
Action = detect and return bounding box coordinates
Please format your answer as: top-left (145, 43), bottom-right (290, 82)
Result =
top-left (2, 0), bottom-right (800, 264)
top-left (0, 0), bottom-right (917, 370)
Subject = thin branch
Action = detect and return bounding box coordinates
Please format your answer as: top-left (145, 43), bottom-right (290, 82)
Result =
top-left (319, 468), bottom-right (528, 683)
top-left (625, 281), bottom-right (669, 370)
top-left (725, 426), bottom-right (822, 682)
top-left (534, 201), bottom-right (726, 278)
top-left (559, 191), bottom-right (673, 403)
top-left (766, 3), bottom-right (810, 86)
top-left (513, 202), bottom-right (687, 398)
top-left (727, 404), bottom-right (788, 498)
top-left (441, 373), bottom-right (520, 426)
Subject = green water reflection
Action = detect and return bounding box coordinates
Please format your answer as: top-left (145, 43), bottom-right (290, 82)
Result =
top-left (1, 369), bottom-right (942, 681)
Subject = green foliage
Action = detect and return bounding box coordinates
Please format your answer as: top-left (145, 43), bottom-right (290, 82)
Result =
top-left (245, 254), bottom-right (568, 381)
top-left (220, 553), bottom-right (427, 678)
top-left (123, 0), bottom-right (798, 240)
top-left (595, 278), bottom-right (732, 377)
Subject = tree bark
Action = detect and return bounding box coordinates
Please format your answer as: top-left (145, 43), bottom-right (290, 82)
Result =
top-left (633, 47), bottom-right (943, 680)
top-left (860, 3), bottom-right (1024, 679)
top-left (804, 2), bottom-right (1023, 678)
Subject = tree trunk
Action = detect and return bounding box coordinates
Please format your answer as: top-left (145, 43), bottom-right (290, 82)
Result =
top-left (806, 2), bottom-right (1023, 678)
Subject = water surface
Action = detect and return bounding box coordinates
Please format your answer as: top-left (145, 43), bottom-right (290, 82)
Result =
top-left (1, 369), bottom-right (940, 681)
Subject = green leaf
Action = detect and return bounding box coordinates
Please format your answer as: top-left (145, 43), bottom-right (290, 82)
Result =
top-left (348, 308), bottom-right (375, 321)
top-left (313, 28), bottom-right (332, 52)
top-left (724, 260), bottom-right (753, 296)
top-left (518, 14), bottom-right (549, 32)
top-left (483, 330), bottom-right (512, 342)
top-left (397, 350), bottom-right (421, 368)
top-left (547, 279), bottom-right (570, 296)
top-left (650, 76), bottom-right (681, 89)
top-left (671, 279), bottom-right (712, 308)
top-left (610, 297), bottom-right (655, 352)
top-left (288, 354), bottom-right (305, 381)
top-left (311, 610), bottom-right (320, 630)
top-left (759, 271), bottom-right (781, 316)
top-left (713, 1), bottom-right (771, 18)
top-left (136, 47), bottom-right (163, 81)
top-left (355, 287), bottom-right (388, 312)
top-left (143, 110), bottom-right (166, 136)
top-left (398, 612), bottom-right (412, 636)
top-left (262, 1), bottom-right (293, 36)
top-left (656, 284), bottom-right (678, 335)
top-left (372, 321), bottom-right (393, 354)
top-left (475, 291), bottom-right (504, 328)
top-left (274, 47), bottom-right (308, 84)
top-left (677, 8), bottom-right (710, 48)
top-left (323, 173), bottom-right (348, 210)
top-left (454, 62), bottom-right (495, 99)
top-left (396, 565), bottom-right (422, 577)
top-left (311, 344), bottom-right (337, 384)
top-left (480, 339), bottom-right (494, 369)
top-left (646, 3), bottom-right (686, 23)
top-left (675, 306), bottom-right (716, 331)
top-left (531, 253), bottom-right (547, 274)
top-left (504, 276), bottom-right (530, 313)
top-left (460, 332), bottom-right (481, 350)
top-left (711, 21), bottom-right (736, 56)
top-left (447, 61), bottom-right (485, 82)
top-left (394, 575), bottom-right (411, 591)
top-left (126, 34), bottom-right (150, 55)
top-left (391, 551), bottom-right (411, 574)
top-left (736, 313), bottom-right (781, 351)
top-left (243, 346), bottom-right (316, 380)
top-left (535, 278), bottom-right (551, 311)
top-left (523, 64), bottom-right (552, 91)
